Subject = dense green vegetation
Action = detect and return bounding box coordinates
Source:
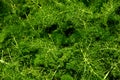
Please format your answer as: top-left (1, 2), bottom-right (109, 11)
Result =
top-left (0, 0), bottom-right (120, 80)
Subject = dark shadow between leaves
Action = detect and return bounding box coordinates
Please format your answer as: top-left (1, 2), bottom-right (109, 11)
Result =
top-left (115, 6), bottom-right (120, 15)
top-left (107, 19), bottom-right (119, 27)
top-left (18, 7), bottom-right (31, 19)
top-left (108, 73), bottom-right (120, 80)
top-left (45, 24), bottom-right (59, 34)
top-left (64, 27), bottom-right (75, 37)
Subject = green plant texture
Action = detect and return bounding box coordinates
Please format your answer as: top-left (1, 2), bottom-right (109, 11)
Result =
top-left (0, 0), bottom-right (120, 80)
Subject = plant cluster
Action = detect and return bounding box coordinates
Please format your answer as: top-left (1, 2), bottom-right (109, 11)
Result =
top-left (0, 0), bottom-right (120, 80)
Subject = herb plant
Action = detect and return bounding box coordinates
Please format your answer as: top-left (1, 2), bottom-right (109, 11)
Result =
top-left (0, 0), bottom-right (120, 80)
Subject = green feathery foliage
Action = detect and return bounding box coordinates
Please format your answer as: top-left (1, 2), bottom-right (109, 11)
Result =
top-left (0, 0), bottom-right (120, 80)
